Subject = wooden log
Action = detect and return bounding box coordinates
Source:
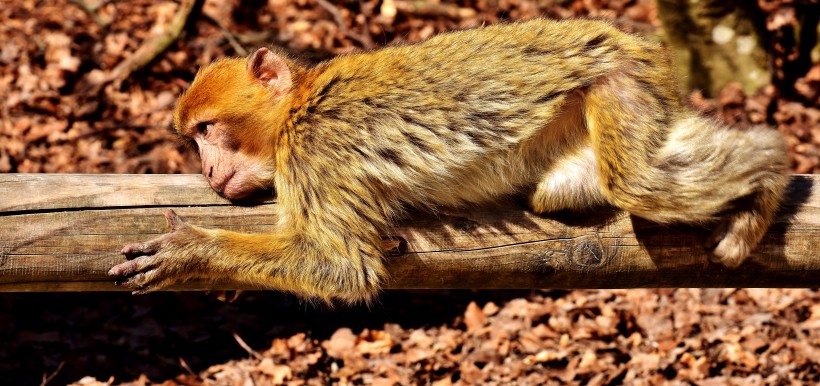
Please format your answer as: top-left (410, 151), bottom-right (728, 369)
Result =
top-left (0, 173), bottom-right (817, 291)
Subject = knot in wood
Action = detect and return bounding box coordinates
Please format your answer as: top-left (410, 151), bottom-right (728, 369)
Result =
top-left (568, 234), bottom-right (605, 267)
top-left (382, 236), bottom-right (408, 256)
top-left (451, 216), bottom-right (479, 232)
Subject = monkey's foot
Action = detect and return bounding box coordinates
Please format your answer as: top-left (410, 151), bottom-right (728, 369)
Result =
top-left (705, 218), bottom-right (754, 269)
top-left (109, 209), bottom-right (204, 294)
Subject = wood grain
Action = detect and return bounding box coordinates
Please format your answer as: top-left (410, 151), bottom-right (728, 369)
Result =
top-left (0, 173), bottom-right (818, 291)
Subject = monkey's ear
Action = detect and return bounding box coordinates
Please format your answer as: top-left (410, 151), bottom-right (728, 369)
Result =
top-left (247, 47), bottom-right (292, 96)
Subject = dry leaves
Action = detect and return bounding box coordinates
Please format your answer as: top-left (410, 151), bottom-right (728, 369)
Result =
top-left (53, 288), bottom-right (818, 385)
top-left (157, 288), bottom-right (819, 385)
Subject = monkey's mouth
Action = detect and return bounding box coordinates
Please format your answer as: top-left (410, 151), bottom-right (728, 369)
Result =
top-left (212, 171), bottom-right (235, 196)
top-left (220, 173), bottom-right (258, 200)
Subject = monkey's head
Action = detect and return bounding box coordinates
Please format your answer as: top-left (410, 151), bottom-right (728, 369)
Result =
top-left (173, 48), bottom-right (295, 199)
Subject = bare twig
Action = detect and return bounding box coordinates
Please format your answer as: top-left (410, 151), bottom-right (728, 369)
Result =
top-left (202, 13), bottom-right (248, 56)
top-left (315, 0), bottom-right (348, 31)
top-left (68, 0), bottom-right (109, 27)
top-left (315, 0), bottom-right (375, 49)
top-left (233, 333), bottom-right (265, 360)
top-left (40, 362), bottom-right (65, 386)
top-left (179, 357), bottom-right (197, 376)
top-left (393, 1), bottom-right (477, 19)
top-left (109, 0), bottom-right (203, 84)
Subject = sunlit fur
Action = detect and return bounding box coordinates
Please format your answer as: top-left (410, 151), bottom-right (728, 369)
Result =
top-left (117, 19), bottom-right (788, 302)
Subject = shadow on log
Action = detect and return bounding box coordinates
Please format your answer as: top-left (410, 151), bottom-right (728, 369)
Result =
top-left (0, 174), bottom-right (817, 291)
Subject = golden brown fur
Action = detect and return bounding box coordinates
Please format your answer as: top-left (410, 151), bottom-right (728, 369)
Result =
top-left (110, 19), bottom-right (789, 302)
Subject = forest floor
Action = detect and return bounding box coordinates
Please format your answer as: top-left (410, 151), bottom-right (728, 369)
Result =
top-left (1, 1), bottom-right (819, 385)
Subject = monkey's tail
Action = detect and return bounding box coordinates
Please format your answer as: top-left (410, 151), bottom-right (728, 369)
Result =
top-left (646, 116), bottom-right (789, 224)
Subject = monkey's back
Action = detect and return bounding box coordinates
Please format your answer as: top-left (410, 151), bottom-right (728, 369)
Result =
top-left (290, 18), bottom-right (675, 208)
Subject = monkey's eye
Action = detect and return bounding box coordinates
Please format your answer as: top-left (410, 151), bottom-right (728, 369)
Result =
top-left (196, 122), bottom-right (214, 137)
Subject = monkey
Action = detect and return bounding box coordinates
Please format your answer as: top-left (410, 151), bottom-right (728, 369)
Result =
top-left (109, 18), bottom-right (789, 303)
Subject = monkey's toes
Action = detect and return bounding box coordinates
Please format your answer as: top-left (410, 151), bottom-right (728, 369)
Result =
top-left (707, 232), bottom-right (751, 269)
top-left (704, 220), bottom-right (728, 251)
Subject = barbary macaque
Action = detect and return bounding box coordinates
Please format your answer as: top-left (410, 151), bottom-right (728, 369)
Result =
top-left (109, 19), bottom-right (788, 302)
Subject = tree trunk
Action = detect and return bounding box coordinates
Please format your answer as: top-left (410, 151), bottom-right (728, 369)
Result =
top-left (657, 0), bottom-right (770, 96)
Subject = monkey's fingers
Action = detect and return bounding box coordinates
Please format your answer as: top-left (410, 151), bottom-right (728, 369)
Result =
top-left (121, 211), bottom-right (193, 258)
top-left (118, 271), bottom-right (151, 288)
top-left (111, 264), bottom-right (177, 295)
top-left (108, 255), bottom-right (157, 279)
top-left (121, 234), bottom-right (171, 258)
top-left (121, 270), bottom-right (162, 294)
top-left (165, 209), bottom-right (191, 232)
top-left (131, 287), bottom-right (156, 296)
top-left (130, 273), bottom-right (178, 295)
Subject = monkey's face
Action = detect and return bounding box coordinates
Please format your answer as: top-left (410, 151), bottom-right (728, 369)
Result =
top-left (173, 49), bottom-right (297, 199)
top-left (187, 119), bottom-right (274, 199)
top-left (173, 57), bottom-right (281, 200)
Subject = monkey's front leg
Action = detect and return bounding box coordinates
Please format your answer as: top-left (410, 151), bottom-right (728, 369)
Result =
top-left (110, 210), bottom-right (288, 294)
top-left (110, 209), bottom-right (386, 302)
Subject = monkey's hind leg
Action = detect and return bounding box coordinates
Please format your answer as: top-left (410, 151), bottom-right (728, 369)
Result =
top-left (529, 146), bottom-right (607, 213)
top-left (585, 75), bottom-right (788, 268)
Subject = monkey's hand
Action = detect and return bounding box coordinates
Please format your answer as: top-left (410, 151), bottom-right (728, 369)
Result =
top-left (110, 209), bottom-right (210, 294)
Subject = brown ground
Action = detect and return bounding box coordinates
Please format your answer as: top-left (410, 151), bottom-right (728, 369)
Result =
top-left (1, 1), bottom-right (819, 385)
